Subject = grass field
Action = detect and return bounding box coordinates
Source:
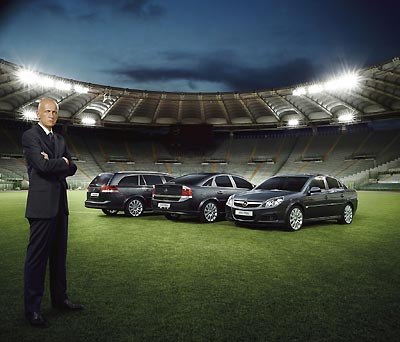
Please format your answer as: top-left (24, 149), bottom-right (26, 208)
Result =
top-left (0, 190), bottom-right (399, 341)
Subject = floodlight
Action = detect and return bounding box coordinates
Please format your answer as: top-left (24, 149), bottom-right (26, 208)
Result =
top-left (22, 108), bottom-right (38, 121)
top-left (55, 80), bottom-right (72, 91)
top-left (17, 69), bottom-right (39, 85)
top-left (288, 119), bottom-right (299, 126)
top-left (74, 84), bottom-right (89, 94)
top-left (292, 87), bottom-right (306, 96)
top-left (308, 84), bottom-right (324, 94)
top-left (39, 76), bottom-right (55, 88)
top-left (338, 112), bottom-right (354, 123)
top-left (81, 117), bottom-right (96, 125)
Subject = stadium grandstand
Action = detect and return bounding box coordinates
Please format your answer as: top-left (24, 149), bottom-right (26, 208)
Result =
top-left (0, 57), bottom-right (400, 190)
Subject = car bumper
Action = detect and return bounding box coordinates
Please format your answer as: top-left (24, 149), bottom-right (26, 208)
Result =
top-left (85, 200), bottom-right (117, 210)
top-left (152, 199), bottom-right (200, 217)
top-left (225, 205), bottom-right (286, 225)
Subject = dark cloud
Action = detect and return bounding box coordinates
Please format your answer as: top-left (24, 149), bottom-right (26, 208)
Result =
top-left (0, 0), bottom-right (26, 29)
top-left (121, 0), bottom-right (166, 19)
top-left (107, 52), bottom-right (321, 92)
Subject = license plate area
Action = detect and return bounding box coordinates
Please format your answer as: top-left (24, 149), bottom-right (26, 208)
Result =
top-left (90, 193), bottom-right (99, 197)
top-left (158, 203), bottom-right (171, 209)
top-left (235, 210), bottom-right (253, 216)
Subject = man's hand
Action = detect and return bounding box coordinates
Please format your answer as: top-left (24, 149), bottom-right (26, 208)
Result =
top-left (41, 152), bottom-right (49, 160)
top-left (62, 157), bottom-right (70, 165)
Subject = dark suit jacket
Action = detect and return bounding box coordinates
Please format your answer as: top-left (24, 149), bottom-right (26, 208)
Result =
top-left (22, 124), bottom-right (77, 218)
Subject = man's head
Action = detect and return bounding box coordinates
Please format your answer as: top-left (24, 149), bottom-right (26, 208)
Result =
top-left (37, 98), bottom-right (59, 130)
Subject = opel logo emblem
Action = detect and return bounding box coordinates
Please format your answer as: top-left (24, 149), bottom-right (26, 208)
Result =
top-left (164, 188), bottom-right (168, 193)
top-left (243, 201), bottom-right (248, 207)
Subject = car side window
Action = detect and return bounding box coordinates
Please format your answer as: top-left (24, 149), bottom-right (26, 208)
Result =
top-left (215, 176), bottom-right (233, 188)
top-left (118, 175), bottom-right (139, 187)
top-left (143, 175), bottom-right (163, 186)
top-left (326, 176), bottom-right (340, 189)
top-left (202, 178), bottom-right (213, 186)
top-left (309, 178), bottom-right (326, 190)
top-left (232, 176), bottom-right (253, 189)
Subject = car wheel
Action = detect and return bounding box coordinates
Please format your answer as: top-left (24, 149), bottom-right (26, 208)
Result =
top-left (339, 203), bottom-right (353, 224)
top-left (124, 198), bottom-right (144, 217)
top-left (200, 201), bottom-right (218, 223)
top-left (286, 205), bottom-right (303, 231)
top-left (165, 213), bottom-right (180, 221)
top-left (102, 209), bottom-right (118, 216)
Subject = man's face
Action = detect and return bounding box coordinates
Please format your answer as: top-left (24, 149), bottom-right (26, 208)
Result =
top-left (37, 100), bottom-right (58, 130)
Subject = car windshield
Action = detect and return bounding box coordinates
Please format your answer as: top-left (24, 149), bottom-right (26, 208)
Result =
top-left (172, 174), bottom-right (209, 185)
top-left (256, 176), bottom-right (309, 192)
top-left (90, 173), bottom-right (113, 186)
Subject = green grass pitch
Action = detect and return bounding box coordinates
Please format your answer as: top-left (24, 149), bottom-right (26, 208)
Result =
top-left (0, 190), bottom-right (399, 341)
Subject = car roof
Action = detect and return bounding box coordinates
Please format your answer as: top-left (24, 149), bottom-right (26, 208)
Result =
top-left (113, 171), bottom-right (171, 176)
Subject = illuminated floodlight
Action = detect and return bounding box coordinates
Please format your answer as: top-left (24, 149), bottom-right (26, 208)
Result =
top-left (293, 87), bottom-right (306, 96)
top-left (292, 71), bottom-right (360, 96)
top-left (338, 112), bottom-right (355, 123)
top-left (39, 76), bottom-right (55, 88)
top-left (308, 84), bottom-right (324, 94)
top-left (17, 69), bottom-right (39, 85)
top-left (22, 108), bottom-right (38, 121)
top-left (74, 84), bottom-right (89, 94)
top-left (288, 119), bottom-right (299, 127)
top-left (81, 117), bottom-right (96, 126)
top-left (16, 67), bottom-right (89, 93)
top-left (337, 73), bottom-right (359, 90)
top-left (55, 80), bottom-right (72, 91)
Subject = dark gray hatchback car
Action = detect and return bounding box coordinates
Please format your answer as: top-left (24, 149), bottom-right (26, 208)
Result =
top-left (226, 174), bottom-right (358, 231)
top-left (85, 171), bottom-right (173, 217)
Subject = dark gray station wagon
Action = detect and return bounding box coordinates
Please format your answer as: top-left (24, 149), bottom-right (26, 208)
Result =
top-left (85, 171), bottom-right (173, 217)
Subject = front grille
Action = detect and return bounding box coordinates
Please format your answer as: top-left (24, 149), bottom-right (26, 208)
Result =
top-left (234, 200), bottom-right (262, 208)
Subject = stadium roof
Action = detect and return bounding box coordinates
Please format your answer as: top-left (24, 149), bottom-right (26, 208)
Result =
top-left (0, 57), bottom-right (399, 129)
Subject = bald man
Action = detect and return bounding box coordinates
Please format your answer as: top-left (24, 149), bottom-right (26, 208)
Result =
top-left (22, 98), bottom-right (83, 327)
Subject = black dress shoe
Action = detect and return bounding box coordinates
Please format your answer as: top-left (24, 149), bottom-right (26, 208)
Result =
top-left (53, 299), bottom-right (84, 311)
top-left (26, 312), bottom-right (48, 328)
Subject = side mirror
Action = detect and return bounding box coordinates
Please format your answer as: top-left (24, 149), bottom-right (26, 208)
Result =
top-left (309, 186), bottom-right (321, 194)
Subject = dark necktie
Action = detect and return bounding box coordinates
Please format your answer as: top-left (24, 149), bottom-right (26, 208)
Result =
top-left (48, 132), bottom-right (55, 152)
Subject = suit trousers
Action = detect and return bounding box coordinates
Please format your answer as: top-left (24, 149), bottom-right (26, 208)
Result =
top-left (24, 191), bottom-right (68, 316)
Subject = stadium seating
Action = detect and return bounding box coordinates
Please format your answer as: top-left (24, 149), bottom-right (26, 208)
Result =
top-left (1, 119), bottom-right (399, 189)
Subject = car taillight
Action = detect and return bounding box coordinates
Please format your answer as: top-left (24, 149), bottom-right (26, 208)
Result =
top-left (181, 186), bottom-right (192, 198)
top-left (100, 185), bottom-right (119, 193)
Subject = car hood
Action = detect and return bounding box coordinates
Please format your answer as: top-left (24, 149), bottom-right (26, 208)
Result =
top-left (233, 189), bottom-right (295, 201)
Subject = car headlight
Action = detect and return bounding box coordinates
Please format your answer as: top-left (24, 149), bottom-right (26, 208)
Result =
top-left (226, 195), bottom-right (234, 207)
top-left (261, 196), bottom-right (284, 208)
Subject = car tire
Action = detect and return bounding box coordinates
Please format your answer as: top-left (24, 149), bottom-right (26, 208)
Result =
top-left (124, 198), bottom-right (144, 217)
top-left (200, 200), bottom-right (218, 223)
top-left (338, 203), bottom-right (353, 224)
top-left (286, 205), bottom-right (303, 231)
top-left (165, 213), bottom-right (180, 221)
top-left (102, 209), bottom-right (118, 216)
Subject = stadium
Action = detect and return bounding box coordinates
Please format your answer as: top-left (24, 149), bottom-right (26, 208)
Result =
top-left (1, 55), bottom-right (400, 340)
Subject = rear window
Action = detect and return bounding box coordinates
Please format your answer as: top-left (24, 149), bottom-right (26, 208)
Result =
top-left (257, 176), bottom-right (309, 192)
top-left (143, 175), bottom-right (163, 185)
top-left (89, 173), bottom-right (113, 186)
top-left (173, 174), bottom-right (209, 185)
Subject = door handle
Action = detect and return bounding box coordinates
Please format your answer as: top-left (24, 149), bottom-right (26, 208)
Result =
top-left (324, 195), bottom-right (328, 200)
top-left (217, 191), bottom-right (223, 194)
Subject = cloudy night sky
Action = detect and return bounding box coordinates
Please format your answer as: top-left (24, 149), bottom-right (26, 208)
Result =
top-left (0, 0), bottom-right (399, 93)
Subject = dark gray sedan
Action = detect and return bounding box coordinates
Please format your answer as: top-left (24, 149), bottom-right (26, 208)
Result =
top-left (226, 174), bottom-right (357, 231)
top-left (152, 173), bottom-right (254, 223)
